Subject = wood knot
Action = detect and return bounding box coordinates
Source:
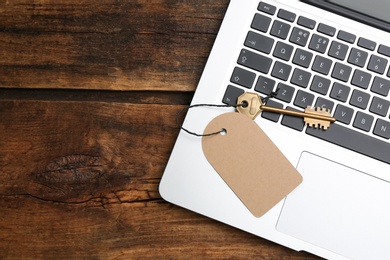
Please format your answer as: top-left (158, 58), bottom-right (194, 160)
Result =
top-left (36, 155), bottom-right (104, 185)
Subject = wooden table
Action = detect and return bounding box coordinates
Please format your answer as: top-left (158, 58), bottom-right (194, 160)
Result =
top-left (0, 1), bottom-right (319, 259)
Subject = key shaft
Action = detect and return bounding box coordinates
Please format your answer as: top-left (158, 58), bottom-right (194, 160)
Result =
top-left (260, 105), bottom-right (336, 122)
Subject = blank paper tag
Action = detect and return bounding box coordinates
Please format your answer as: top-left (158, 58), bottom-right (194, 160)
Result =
top-left (202, 112), bottom-right (303, 218)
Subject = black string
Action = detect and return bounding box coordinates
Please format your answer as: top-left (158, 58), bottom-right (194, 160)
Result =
top-left (176, 103), bottom-right (245, 137)
top-left (176, 90), bottom-right (279, 137)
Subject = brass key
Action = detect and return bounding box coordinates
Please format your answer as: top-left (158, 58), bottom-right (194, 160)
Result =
top-left (236, 92), bottom-right (336, 130)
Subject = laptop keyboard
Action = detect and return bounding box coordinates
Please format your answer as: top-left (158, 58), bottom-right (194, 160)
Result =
top-left (222, 2), bottom-right (390, 164)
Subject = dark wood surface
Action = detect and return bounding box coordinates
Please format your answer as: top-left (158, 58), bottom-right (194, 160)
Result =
top-left (0, 1), bottom-right (319, 259)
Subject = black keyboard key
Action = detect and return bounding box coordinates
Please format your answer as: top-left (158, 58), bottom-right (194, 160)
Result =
top-left (353, 111), bottom-right (374, 132)
top-left (230, 67), bottom-right (256, 89)
top-left (258, 2), bottom-right (277, 15)
top-left (370, 96), bottom-right (390, 117)
top-left (310, 75), bottom-right (331, 95)
top-left (368, 54), bottom-right (388, 74)
top-left (351, 69), bottom-right (371, 89)
top-left (289, 27), bottom-right (310, 47)
top-left (378, 44), bottom-right (390, 57)
top-left (328, 41), bottom-right (348, 60)
top-left (271, 61), bottom-right (292, 81)
top-left (270, 20), bottom-right (291, 40)
top-left (371, 76), bottom-right (390, 96)
top-left (282, 107), bottom-right (305, 131)
top-left (245, 31), bottom-right (274, 54)
top-left (334, 104), bottom-right (354, 124)
top-left (261, 99), bottom-right (283, 122)
top-left (251, 13), bottom-right (272, 33)
top-left (297, 16), bottom-right (316, 30)
top-left (294, 90), bottom-right (315, 108)
top-left (273, 41), bottom-right (294, 61)
top-left (292, 48), bottom-right (313, 68)
top-left (374, 119), bottom-right (390, 139)
top-left (223, 85), bottom-right (244, 105)
top-left (238, 49), bottom-right (272, 74)
top-left (309, 34), bottom-right (329, 54)
top-left (337, 30), bottom-right (356, 44)
top-left (255, 76), bottom-right (276, 95)
top-left (358, 37), bottom-right (377, 51)
top-left (330, 82), bottom-right (350, 102)
top-left (332, 62), bottom-right (352, 82)
top-left (348, 48), bottom-right (368, 67)
top-left (275, 83), bottom-right (295, 103)
top-left (278, 9), bottom-right (296, 22)
top-left (350, 89), bottom-right (370, 109)
top-left (307, 123), bottom-right (390, 164)
top-left (312, 55), bottom-right (332, 75)
top-left (317, 23), bottom-right (336, 36)
top-left (291, 68), bottom-right (311, 88)
top-left (315, 97), bottom-right (334, 112)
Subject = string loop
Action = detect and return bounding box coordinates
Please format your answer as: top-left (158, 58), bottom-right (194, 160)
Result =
top-left (176, 90), bottom-right (279, 137)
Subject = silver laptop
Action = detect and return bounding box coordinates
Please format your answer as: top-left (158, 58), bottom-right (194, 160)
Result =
top-left (159, 1), bottom-right (390, 259)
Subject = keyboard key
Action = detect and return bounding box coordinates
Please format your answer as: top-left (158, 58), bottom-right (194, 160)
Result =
top-left (278, 9), bottom-right (296, 22)
top-left (374, 119), bottom-right (390, 139)
top-left (291, 68), bottom-right (311, 88)
top-left (281, 107), bottom-right (305, 131)
top-left (371, 76), bottom-right (390, 96)
top-left (358, 37), bottom-right (377, 51)
top-left (223, 85), bottom-right (244, 105)
top-left (378, 44), bottom-right (390, 57)
top-left (297, 16), bottom-right (316, 30)
top-left (370, 96), bottom-right (390, 117)
top-left (273, 41), bottom-right (294, 61)
top-left (238, 49), bottom-right (272, 74)
top-left (317, 23), bottom-right (336, 36)
top-left (315, 97), bottom-right (334, 112)
top-left (328, 41), bottom-right (348, 60)
top-left (309, 34), bottom-right (329, 54)
top-left (307, 123), bottom-right (390, 164)
top-left (275, 83), bottom-right (295, 103)
top-left (270, 20), bottom-right (291, 40)
top-left (245, 31), bottom-right (274, 54)
top-left (292, 48), bottom-right (313, 68)
top-left (255, 76), bottom-right (276, 95)
top-left (353, 111), bottom-right (374, 132)
top-left (251, 13), bottom-right (272, 33)
top-left (310, 75), bottom-right (331, 95)
top-left (271, 61), bottom-right (292, 81)
top-left (230, 67), bottom-right (256, 88)
top-left (312, 55), bottom-right (332, 75)
top-left (294, 90), bottom-right (315, 108)
top-left (258, 2), bottom-right (277, 15)
top-left (330, 82), bottom-right (350, 102)
top-left (332, 62), bottom-right (352, 82)
top-left (350, 90), bottom-right (370, 109)
top-left (351, 69), bottom-right (371, 89)
top-left (368, 54), bottom-right (388, 74)
top-left (289, 27), bottom-right (310, 47)
top-left (348, 48), bottom-right (368, 67)
top-left (337, 30), bottom-right (356, 44)
top-left (261, 99), bottom-right (283, 122)
top-left (334, 104), bottom-right (354, 124)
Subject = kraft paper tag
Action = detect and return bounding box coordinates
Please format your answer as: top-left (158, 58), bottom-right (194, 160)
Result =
top-left (202, 112), bottom-right (303, 218)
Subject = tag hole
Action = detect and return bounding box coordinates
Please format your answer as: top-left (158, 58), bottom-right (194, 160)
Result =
top-left (241, 101), bottom-right (248, 108)
top-left (220, 128), bottom-right (227, 136)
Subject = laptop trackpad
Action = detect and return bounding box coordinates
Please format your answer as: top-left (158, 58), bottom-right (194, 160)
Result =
top-left (276, 152), bottom-right (390, 259)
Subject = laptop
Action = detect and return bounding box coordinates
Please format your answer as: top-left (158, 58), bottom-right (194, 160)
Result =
top-left (160, 0), bottom-right (390, 259)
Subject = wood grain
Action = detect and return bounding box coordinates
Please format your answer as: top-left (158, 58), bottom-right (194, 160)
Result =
top-left (0, 0), bottom-right (228, 91)
top-left (0, 99), bottom-right (318, 259)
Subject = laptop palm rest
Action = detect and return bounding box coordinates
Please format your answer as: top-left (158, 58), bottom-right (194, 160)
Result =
top-left (276, 152), bottom-right (390, 259)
